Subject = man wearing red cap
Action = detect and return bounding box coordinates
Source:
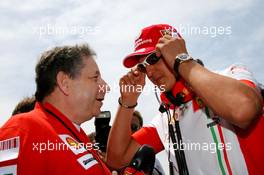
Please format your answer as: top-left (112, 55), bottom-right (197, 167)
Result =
top-left (107, 24), bottom-right (264, 175)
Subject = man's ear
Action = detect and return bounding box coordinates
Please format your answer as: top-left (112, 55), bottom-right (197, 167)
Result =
top-left (56, 71), bottom-right (70, 96)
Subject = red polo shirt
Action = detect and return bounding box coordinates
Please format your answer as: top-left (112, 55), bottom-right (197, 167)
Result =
top-left (0, 102), bottom-right (111, 175)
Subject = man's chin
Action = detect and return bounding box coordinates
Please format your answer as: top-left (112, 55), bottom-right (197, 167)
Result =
top-left (92, 108), bottom-right (102, 117)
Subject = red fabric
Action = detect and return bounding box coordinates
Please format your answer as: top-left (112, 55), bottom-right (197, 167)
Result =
top-left (0, 102), bottom-right (111, 175)
top-left (217, 125), bottom-right (233, 175)
top-left (240, 79), bottom-right (256, 88)
top-left (123, 24), bottom-right (181, 68)
top-left (159, 78), bottom-right (203, 112)
top-left (160, 78), bottom-right (194, 109)
top-left (235, 116), bottom-right (264, 175)
top-left (122, 167), bottom-right (145, 175)
top-left (234, 79), bottom-right (264, 175)
top-left (132, 126), bottom-right (164, 154)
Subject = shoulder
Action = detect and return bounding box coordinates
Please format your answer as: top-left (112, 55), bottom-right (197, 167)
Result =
top-left (1, 108), bottom-right (49, 136)
top-left (215, 63), bottom-right (257, 83)
top-left (0, 109), bottom-right (51, 167)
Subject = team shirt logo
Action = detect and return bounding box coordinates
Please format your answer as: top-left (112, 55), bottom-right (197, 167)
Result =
top-left (160, 28), bottom-right (179, 38)
top-left (66, 137), bottom-right (82, 149)
top-left (77, 153), bottom-right (98, 170)
top-left (58, 134), bottom-right (86, 155)
top-left (0, 137), bottom-right (20, 162)
top-left (0, 165), bottom-right (17, 175)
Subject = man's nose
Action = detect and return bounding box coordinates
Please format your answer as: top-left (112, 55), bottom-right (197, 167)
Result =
top-left (98, 78), bottom-right (110, 94)
top-left (101, 78), bottom-right (110, 93)
top-left (105, 82), bottom-right (110, 93)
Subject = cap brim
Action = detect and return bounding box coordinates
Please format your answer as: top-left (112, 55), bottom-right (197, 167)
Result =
top-left (123, 47), bottom-right (155, 68)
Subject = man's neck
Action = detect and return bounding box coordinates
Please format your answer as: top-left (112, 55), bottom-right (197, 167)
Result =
top-left (42, 96), bottom-right (81, 125)
top-left (72, 122), bottom-right (81, 132)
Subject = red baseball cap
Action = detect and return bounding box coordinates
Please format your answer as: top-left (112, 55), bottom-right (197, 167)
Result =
top-left (123, 24), bottom-right (181, 68)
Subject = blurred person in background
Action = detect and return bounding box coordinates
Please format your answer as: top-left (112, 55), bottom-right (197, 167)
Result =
top-left (12, 96), bottom-right (36, 115)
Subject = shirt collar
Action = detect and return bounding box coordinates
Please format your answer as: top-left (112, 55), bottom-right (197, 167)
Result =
top-left (36, 102), bottom-right (82, 134)
top-left (72, 122), bottom-right (81, 132)
top-left (160, 78), bottom-right (194, 109)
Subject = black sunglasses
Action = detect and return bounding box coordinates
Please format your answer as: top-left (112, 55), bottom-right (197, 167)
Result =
top-left (136, 52), bottom-right (161, 73)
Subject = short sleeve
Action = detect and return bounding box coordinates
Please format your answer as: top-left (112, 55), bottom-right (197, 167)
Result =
top-left (222, 63), bottom-right (257, 85)
top-left (132, 125), bottom-right (164, 153)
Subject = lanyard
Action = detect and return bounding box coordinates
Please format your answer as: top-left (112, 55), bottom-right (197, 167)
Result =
top-left (167, 106), bottom-right (189, 175)
top-left (42, 106), bottom-right (105, 172)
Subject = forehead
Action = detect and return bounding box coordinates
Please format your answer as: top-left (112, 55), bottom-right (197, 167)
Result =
top-left (81, 56), bottom-right (100, 76)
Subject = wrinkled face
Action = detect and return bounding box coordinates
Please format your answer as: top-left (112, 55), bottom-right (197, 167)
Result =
top-left (68, 56), bottom-right (109, 122)
top-left (138, 54), bottom-right (176, 91)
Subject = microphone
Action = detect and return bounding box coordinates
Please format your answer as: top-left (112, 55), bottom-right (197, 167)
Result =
top-left (123, 144), bottom-right (156, 175)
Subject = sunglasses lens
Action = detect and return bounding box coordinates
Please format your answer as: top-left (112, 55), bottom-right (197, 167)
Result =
top-left (137, 64), bottom-right (146, 73)
top-left (146, 53), bottom-right (160, 65)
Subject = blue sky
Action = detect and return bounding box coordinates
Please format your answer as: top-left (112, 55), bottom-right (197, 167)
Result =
top-left (0, 0), bottom-right (263, 173)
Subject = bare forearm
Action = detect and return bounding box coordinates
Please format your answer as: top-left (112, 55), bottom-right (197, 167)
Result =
top-left (179, 61), bottom-right (263, 128)
top-left (106, 106), bottom-right (135, 168)
top-left (107, 70), bottom-right (145, 168)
